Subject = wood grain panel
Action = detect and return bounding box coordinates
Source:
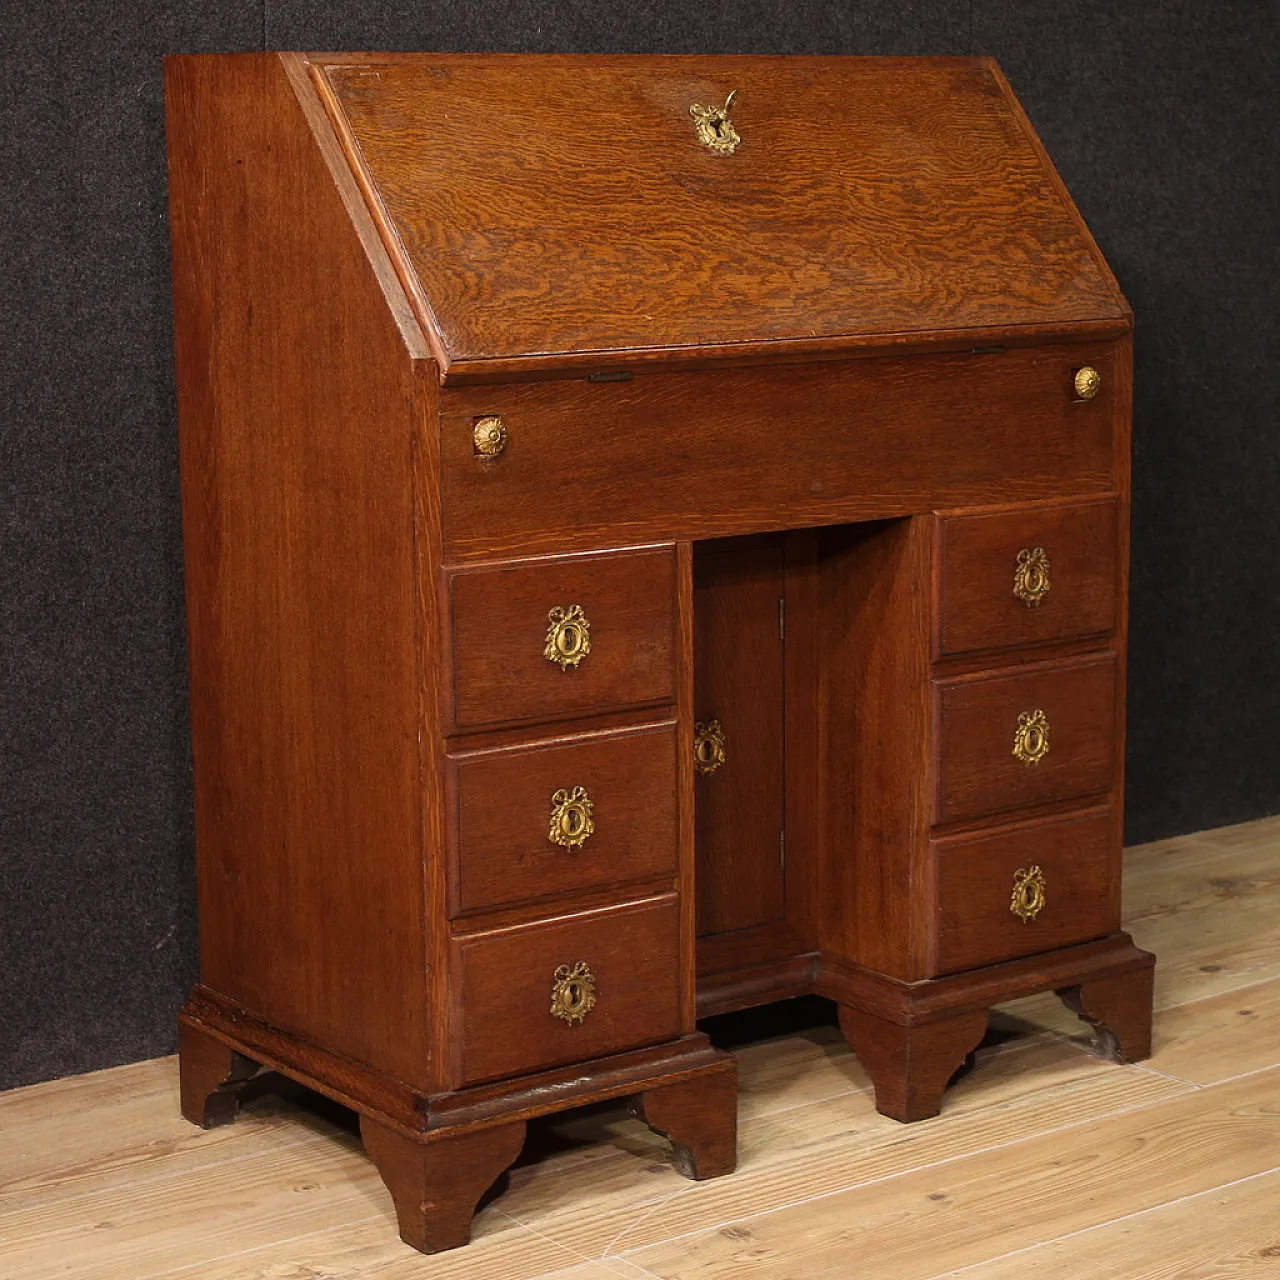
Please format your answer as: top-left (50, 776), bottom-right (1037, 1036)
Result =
top-left (446, 546), bottom-right (677, 732)
top-left (440, 343), bottom-right (1118, 561)
top-left (317, 55), bottom-right (1126, 379)
top-left (451, 896), bottom-right (682, 1087)
top-left (934, 653), bottom-right (1117, 824)
top-left (929, 808), bottom-right (1118, 975)
top-left (693, 540), bottom-right (786, 937)
top-left (936, 498), bottom-right (1119, 658)
top-left (166, 54), bottom-right (435, 1088)
top-left (448, 722), bottom-right (678, 916)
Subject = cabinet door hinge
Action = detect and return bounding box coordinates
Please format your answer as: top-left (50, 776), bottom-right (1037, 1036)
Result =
top-left (778, 595), bottom-right (786, 643)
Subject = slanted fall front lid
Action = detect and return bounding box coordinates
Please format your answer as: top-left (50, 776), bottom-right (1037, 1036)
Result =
top-left (313, 54), bottom-right (1127, 381)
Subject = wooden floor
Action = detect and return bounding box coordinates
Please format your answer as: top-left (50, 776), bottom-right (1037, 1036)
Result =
top-left (3, 817), bottom-right (1278, 1279)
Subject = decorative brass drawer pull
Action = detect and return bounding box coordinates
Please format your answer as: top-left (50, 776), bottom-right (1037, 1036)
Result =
top-left (550, 961), bottom-right (597, 1025)
top-left (1073, 366), bottom-right (1101, 400)
top-left (544, 605), bottom-right (591, 670)
top-left (693, 719), bottom-right (727, 774)
top-left (1013, 546), bottom-right (1051, 607)
top-left (549, 785), bottom-right (595, 849)
top-left (690, 90), bottom-right (741, 155)
top-left (1013, 709), bottom-right (1050, 765)
top-left (1010, 864), bottom-right (1047, 922)
top-left (473, 414), bottom-right (507, 457)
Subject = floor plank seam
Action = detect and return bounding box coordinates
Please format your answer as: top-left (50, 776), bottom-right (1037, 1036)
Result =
top-left (1129, 1061), bottom-right (1207, 1090)
top-left (607, 1079), bottom-right (1197, 1261)
top-left (127, 1212), bottom-right (385, 1280)
top-left (0, 1128), bottom-right (347, 1219)
top-left (917, 1163), bottom-right (1280, 1280)
top-left (493, 1207), bottom-right (599, 1273)
top-left (597, 1181), bottom-right (699, 1259)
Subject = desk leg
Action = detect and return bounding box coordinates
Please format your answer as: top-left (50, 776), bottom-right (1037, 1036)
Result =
top-left (360, 1116), bottom-right (527, 1254)
top-left (178, 1018), bottom-right (261, 1128)
top-left (629, 1058), bottom-right (738, 1179)
top-left (1058, 966), bottom-right (1155, 1062)
top-left (838, 1005), bottom-right (989, 1123)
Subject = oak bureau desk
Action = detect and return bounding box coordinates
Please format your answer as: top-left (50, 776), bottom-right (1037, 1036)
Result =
top-left (166, 52), bottom-right (1156, 1254)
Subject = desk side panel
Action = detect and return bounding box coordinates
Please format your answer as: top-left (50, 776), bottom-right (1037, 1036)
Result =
top-left (167, 53), bottom-right (435, 1088)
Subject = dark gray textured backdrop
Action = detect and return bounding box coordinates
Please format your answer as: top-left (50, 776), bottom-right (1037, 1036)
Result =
top-left (1, 2), bottom-right (1276, 1090)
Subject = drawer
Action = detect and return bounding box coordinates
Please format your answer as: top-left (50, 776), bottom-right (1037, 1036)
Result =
top-left (936, 499), bottom-right (1119, 658)
top-left (439, 342), bottom-right (1118, 560)
top-left (446, 545), bottom-right (677, 732)
top-left (935, 654), bottom-right (1117, 824)
top-left (448, 721), bottom-right (678, 915)
top-left (929, 808), bottom-right (1119, 975)
top-left (451, 895), bottom-right (682, 1086)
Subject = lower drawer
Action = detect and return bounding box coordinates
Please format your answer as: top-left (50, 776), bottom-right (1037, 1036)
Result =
top-left (929, 808), bottom-right (1119, 976)
top-left (450, 895), bottom-right (682, 1086)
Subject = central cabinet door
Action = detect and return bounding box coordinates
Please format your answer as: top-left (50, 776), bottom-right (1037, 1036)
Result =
top-left (693, 537), bottom-right (787, 938)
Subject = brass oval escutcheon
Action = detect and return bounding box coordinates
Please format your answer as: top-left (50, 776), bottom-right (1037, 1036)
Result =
top-left (689, 90), bottom-right (741, 155)
top-left (550, 961), bottom-right (597, 1025)
top-left (1013, 709), bottom-right (1050, 765)
top-left (548, 785), bottom-right (595, 849)
top-left (693, 719), bottom-right (728, 775)
top-left (1073, 366), bottom-right (1102, 400)
top-left (473, 414), bottom-right (507, 457)
top-left (544, 605), bottom-right (591, 670)
top-left (1010, 864), bottom-right (1047, 922)
top-left (1013, 546), bottom-right (1051, 607)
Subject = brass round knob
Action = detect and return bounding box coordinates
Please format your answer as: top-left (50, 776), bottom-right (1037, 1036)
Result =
top-left (1073, 366), bottom-right (1101, 401)
top-left (550, 961), bottom-right (597, 1025)
top-left (544, 605), bottom-right (591, 670)
top-left (1010, 865), bottom-right (1047, 922)
top-left (1013, 709), bottom-right (1050, 766)
top-left (473, 414), bottom-right (507, 457)
top-left (694, 720), bottom-right (727, 774)
top-left (549, 786), bottom-right (595, 849)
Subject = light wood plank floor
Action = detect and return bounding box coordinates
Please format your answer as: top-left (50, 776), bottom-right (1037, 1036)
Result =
top-left (3, 816), bottom-right (1278, 1279)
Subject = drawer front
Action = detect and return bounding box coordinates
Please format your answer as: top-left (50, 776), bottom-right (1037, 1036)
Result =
top-left (937, 499), bottom-right (1119, 658)
top-left (447, 546), bottom-right (677, 732)
top-left (452, 895), bottom-right (681, 1086)
top-left (930, 809), bottom-right (1118, 975)
top-left (440, 342), bottom-right (1118, 561)
top-left (935, 654), bottom-right (1117, 824)
top-left (449, 722), bottom-right (678, 915)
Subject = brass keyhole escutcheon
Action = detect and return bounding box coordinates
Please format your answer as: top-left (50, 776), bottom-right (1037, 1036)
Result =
top-left (551, 961), bottom-right (597, 1025)
top-left (1010, 865), bottom-right (1047, 922)
top-left (1013, 709), bottom-right (1050, 766)
top-left (1073, 366), bottom-right (1102, 400)
top-left (549, 786), bottom-right (595, 849)
top-left (1013, 546), bottom-right (1051, 607)
top-left (690, 90), bottom-right (741, 155)
top-left (693, 720), bottom-right (727, 775)
top-left (544, 605), bottom-right (591, 670)
top-left (473, 414), bottom-right (507, 457)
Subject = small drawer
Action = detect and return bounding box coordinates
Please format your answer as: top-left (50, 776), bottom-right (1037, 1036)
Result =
top-left (929, 808), bottom-right (1119, 975)
top-left (451, 895), bottom-right (681, 1086)
top-left (446, 545), bottom-right (677, 732)
top-left (934, 654), bottom-right (1117, 824)
top-left (936, 499), bottom-right (1119, 659)
top-left (448, 721), bottom-right (678, 915)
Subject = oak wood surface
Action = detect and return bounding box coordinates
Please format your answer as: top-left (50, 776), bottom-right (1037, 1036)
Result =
top-left (934, 652), bottom-right (1118, 824)
top-left (929, 808), bottom-right (1119, 975)
top-left (447, 720), bottom-right (679, 917)
top-left (166, 53), bottom-right (437, 1089)
top-left (936, 497), bottom-right (1119, 658)
top-left (439, 342), bottom-right (1118, 561)
top-left (445, 545), bottom-right (677, 732)
top-left (315, 55), bottom-right (1126, 379)
top-left (692, 540), bottom-right (786, 937)
top-left (450, 895), bottom-right (683, 1088)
